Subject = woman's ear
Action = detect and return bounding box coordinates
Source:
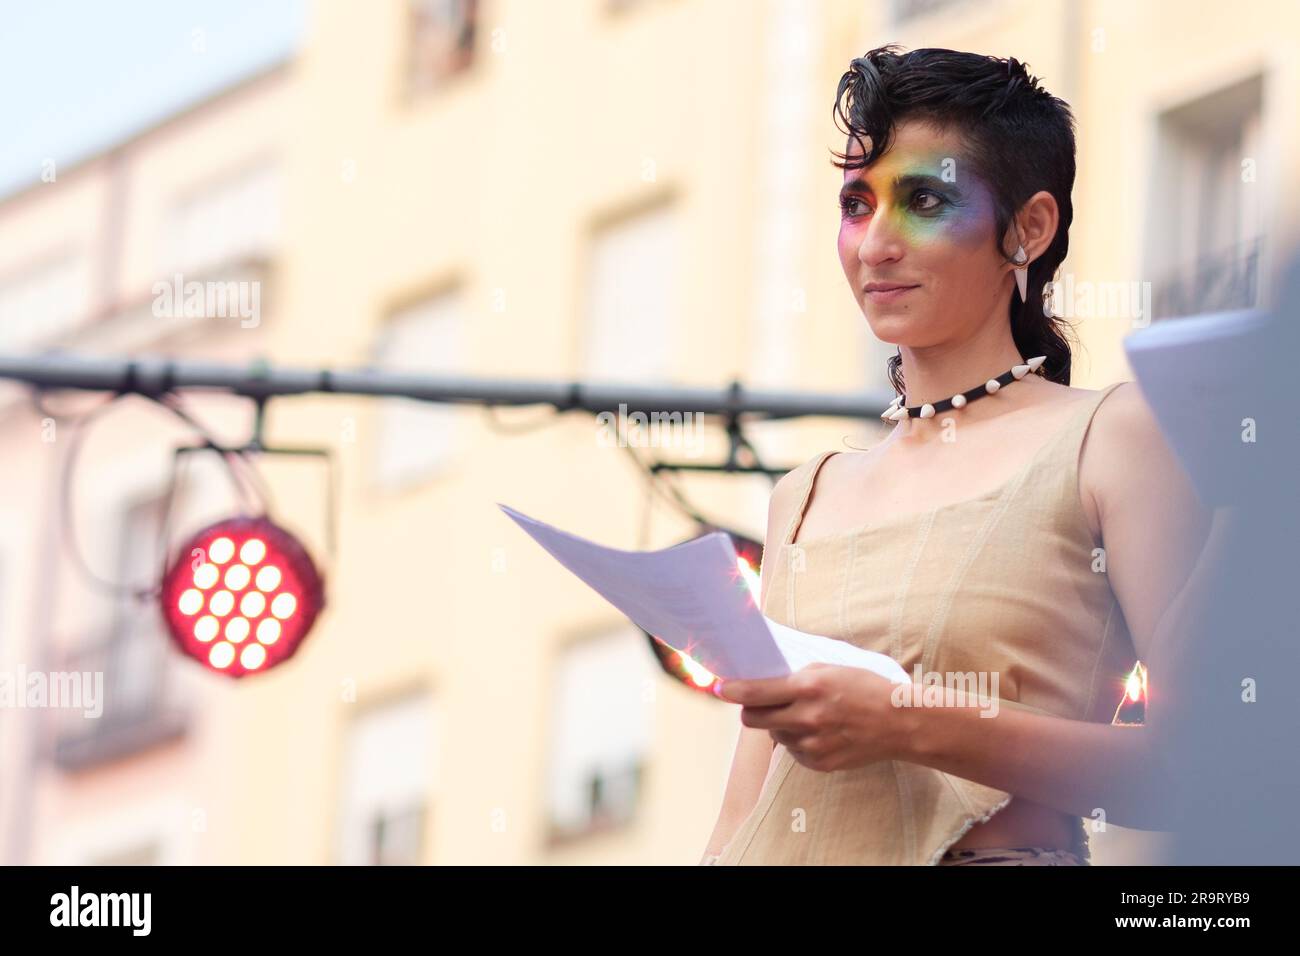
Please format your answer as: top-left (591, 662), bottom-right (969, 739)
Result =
top-left (1013, 191), bottom-right (1060, 264)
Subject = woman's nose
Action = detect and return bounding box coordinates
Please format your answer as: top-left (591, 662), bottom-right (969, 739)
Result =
top-left (857, 211), bottom-right (905, 268)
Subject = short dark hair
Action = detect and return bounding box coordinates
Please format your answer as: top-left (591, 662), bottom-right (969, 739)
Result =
top-left (832, 44), bottom-right (1079, 389)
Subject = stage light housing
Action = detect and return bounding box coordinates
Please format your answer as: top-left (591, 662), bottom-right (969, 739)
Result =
top-left (644, 527), bottom-right (764, 698)
top-left (160, 515), bottom-right (325, 678)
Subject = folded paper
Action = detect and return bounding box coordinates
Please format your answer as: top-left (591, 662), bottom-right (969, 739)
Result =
top-left (498, 503), bottom-right (910, 685)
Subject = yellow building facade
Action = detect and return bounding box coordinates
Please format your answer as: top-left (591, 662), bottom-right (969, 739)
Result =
top-left (0, 0), bottom-right (1295, 865)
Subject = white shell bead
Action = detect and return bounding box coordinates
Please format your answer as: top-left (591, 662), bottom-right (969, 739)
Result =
top-left (951, 393), bottom-right (967, 408)
top-left (985, 379), bottom-right (1001, 393)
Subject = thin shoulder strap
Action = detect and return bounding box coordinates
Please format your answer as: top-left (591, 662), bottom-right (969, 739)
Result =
top-left (1091, 380), bottom-right (1129, 413)
top-left (784, 450), bottom-right (840, 546)
top-left (1044, 381), bottom-right (1130, 450)
top-left (1077, 381), bottom-right (1129, 437)
top-left (1038, 380), bottom-right (1131, 478)
top-left (1077, 379), bottom-right (1131, 453)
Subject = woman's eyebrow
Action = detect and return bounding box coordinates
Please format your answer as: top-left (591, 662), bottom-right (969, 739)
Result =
top-left (838, 173), bottom-right (953, 201)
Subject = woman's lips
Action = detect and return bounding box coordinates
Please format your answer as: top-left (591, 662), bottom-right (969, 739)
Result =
top-left (864, 284), bottom-right (919, 304)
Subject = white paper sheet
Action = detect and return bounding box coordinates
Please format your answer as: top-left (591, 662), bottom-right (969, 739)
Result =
top-left (497, 503), bottom-right (910, 685)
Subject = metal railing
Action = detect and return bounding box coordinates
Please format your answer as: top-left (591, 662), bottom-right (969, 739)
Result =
top-left (1152, 236), bottom-right (1262, 321)
top-left (49, 618), bottom-right (189, 770)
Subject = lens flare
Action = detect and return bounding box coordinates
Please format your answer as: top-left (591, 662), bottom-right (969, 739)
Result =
top-left (677, 649), bottom-right (717, 688)
top-left (736, 556), bottom-right (761, 598)
top-left (1113, 660), bottom-right (1149, 726)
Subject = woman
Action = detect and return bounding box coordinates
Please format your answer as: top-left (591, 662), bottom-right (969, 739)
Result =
top-left (700, 46), bottom-right (1212, 866)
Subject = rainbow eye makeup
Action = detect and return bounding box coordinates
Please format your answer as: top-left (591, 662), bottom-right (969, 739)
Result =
top-left (839, 187), bottom-right (949, 219)
top-left (837, 169), bottom-right (967, 222)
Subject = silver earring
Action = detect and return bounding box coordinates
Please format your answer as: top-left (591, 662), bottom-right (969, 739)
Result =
top-left (1012, 245), bottom-right (1029, 303)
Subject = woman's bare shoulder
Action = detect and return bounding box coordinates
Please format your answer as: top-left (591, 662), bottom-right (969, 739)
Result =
top-left (1038, 380), bottom-right (1098, 405)
top-left (771, 450), bottom-right (835, 502)
top-left (1083, 380), bottom-right (1146, 438)
top-left (766, 451), bottom-right (846, 537)
top-left (1079, 380), bottom-right (1198, 527)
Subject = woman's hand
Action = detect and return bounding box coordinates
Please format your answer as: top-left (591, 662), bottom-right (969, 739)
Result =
top-left (716, 664), bottom-right (905, 772)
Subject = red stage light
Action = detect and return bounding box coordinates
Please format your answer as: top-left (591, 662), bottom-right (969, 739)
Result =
top-left (160, 516), bottom-right (325, 678)
top-left (644, 527), bottom-right (764, 698)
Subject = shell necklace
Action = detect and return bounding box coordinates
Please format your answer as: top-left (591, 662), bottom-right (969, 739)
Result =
top-left (881, 355), bottom-right (1047, 422)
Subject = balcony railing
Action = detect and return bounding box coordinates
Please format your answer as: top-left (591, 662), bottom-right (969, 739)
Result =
top-left (546, 759), bottom-right (645, 847)
top-left (891, 0), bottom-right (969, 22)
top-left (48, 620), bottom-right (189, 771)
top-left (1152, 236), bottom-right (1263, 321)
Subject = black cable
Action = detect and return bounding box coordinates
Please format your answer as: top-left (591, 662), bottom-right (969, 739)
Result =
top-left (617, 441), bottom-right (712, 530)
top-left (33, 386), bottom-right (277, 600)
top-left (55, 392), bottom-right (160, 600)
top-left (154, 393), bottom-right (274, 516)
top-left (154, 394), bottom-right (258, 511)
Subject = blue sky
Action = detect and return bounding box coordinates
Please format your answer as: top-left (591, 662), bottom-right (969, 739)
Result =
top-left (0, 0), bottom-right (305, 197)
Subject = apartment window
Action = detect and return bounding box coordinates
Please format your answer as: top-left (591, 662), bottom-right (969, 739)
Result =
top-left (406, 0), bottom-right (477, 96)
top-left (52, 797), bottom-right (190, 864)
top-left (0, 252), bottom-right (91, 351)
top-left (891, 0), bottom-right (971, 22)
top-left (110, 496), bottom-right (170, 708)
top-left (546, 626), bottom-right (655, 842)
top-left (371, 291), bottom-right (469, 489)
top-left (164, 163), bottom-right (280, 276)
top-left (92, 842), bottom-right (161, 866)
top-left (53, 494), bottom-right (187, 769)
top-left (337, 693), bottom-right (434, 865)
top-left (1147, 75), bottom-right (1264, 320)
top-left (606, 0), bottom-right (657, 14)
top-left (583, 204), bottom-right (679, 383)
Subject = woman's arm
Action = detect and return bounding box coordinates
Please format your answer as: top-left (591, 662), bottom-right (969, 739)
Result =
top-left (721, 385), bottom-right (1226, 830)
top-left (898, 502), bottom-right (1241, 832)
top-left (1079, 381), bottom-right (1215, 663)
top-left (725, 503), bottom-right (1240, 831)
top-left (698, 725), bottom-right (776, 863)
top-left (698, 463), bottom-right (809, 863)
top-left (900, 696), bottom-right (1166, 830)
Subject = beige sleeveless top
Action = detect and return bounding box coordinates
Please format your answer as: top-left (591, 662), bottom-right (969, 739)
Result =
top-left (716, 382), bottom-right (1135, 865)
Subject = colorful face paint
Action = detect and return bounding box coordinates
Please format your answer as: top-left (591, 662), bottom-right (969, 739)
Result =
top-left (837, 148), bottom-right (988, 247)
top-left (836, 120), bottom-right (1008, 334)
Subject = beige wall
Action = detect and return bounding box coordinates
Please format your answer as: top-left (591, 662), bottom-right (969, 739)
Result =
top-left (2, 0), bottom-right (1296, 865)
top-left (0, 65), bottom-right (296, 865)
